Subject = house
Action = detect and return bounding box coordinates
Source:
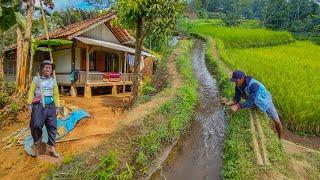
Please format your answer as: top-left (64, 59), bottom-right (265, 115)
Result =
top-left (3, 12), bottom-right (154, 98)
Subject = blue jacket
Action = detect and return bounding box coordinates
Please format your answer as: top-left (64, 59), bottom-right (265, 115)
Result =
top-left (233, 76), bottom-right (272, 112)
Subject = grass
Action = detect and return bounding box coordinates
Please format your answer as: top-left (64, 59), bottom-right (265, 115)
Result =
top-left (133, 40), bottom-right (197, 176)
top-left (203, 35), bottom-right (290, 179)
top-left (219, 41), bottom-right (320, 134)
top-left (195, 25), bottom-right (294, 48)
top-left (194, 19), bottom-right (320, 134)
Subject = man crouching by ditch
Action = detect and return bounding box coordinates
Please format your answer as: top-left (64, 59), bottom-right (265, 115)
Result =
top-left (27, 60), bottom-right (60, 157)
top-left (221, 70), bottom-right (283, 139)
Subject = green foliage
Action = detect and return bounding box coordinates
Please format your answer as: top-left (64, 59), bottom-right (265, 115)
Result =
top-left (97, 150), bottom-right (134, 180)
top-left (141, 78), bottom-right (156, 96)
top-left (0, 92), bottom-right (9, 108)
top-left (196, 8), bottom-right (208, 19)
top-left (195, 25), bottom-right (294, 48)
top-left (189, 0), bottom-right (320, 33)
top-left (222, 111), bottom-right (256, 179)
top-left (9, 101), bottom-right (21, 114)
top-left (220, 41), bottom-right (320, 134)
top-left (0, 0), bottom-right (21, 32)
top-left (202, 35), bottom-right (289, 179)
top-left (114, 0), bottom-right (185, 43)
top-left (134, 40), bottom-right (197, 175)
top-left (222, 13), bottom-right (241, 27)
top-left (0, 79), bottom-right (22, 127)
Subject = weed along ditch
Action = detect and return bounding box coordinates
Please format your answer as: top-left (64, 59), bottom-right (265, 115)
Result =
top-left (152, 39), bottom-right (227, 180)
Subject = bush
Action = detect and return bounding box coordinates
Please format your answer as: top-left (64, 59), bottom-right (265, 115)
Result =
top-left (0, 92), bottom-right (9, 108)
top-left (141, 78), bottom-right (156, 96)
top-left (222, 13), bottom-right (241, 27)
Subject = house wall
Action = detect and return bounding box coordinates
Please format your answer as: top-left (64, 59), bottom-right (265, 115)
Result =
top-left (81, 24), bottom-right (120, 44)
top-left (53, 49), bottom-right (72, 84)
top-left (96, 51), bottom-right (105, 72)
top-left (75, 48), bottom-right (81, 70)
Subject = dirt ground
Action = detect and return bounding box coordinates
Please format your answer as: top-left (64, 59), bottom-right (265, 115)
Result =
top-left (0, 42), bottom-right (184, 180)
top-left (0, 94), bottom-right (129, 180)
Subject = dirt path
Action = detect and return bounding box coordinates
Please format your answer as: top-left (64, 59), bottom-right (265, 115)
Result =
top-left (119, 50), bottom-right (181, 127)
top-left (0, 43), bottom-right (184, 180)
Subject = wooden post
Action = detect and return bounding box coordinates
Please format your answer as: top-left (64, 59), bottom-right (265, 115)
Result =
top-left (112, 55), bottom-right (114, 72)
top-left (71, 43), bottom-right (76, 71)
top-left (118, 53), bottom-right (121, 73)
top-left (84, 46), bottom-right (91, 98)
top-left (70, 85), bottom-right (77, 97)
top-left (124, 52), bottom-right (127, 73)
top-left (84, 85), bottom-right (92, 98)
top-left (86, 46), bottom-right (90, 83)
top-left (112, 85), bottom-right (117, 95)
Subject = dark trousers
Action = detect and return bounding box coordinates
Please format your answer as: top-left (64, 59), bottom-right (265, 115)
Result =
top-left (30, 103), bottom-right (57, 146)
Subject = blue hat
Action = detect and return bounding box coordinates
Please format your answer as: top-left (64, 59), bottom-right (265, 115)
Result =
top-left (230, 70), bottom-right (245, 82)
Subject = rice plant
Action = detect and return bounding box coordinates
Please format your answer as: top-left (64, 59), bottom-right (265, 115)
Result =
top-left (195, 25), bottom-right (295, 48)
top-left (195, 21), bottom-right (319, 134)
top-left (219, 41), bottom-right (320, 134)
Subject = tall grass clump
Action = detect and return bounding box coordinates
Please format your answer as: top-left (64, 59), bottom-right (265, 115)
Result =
top-left (220, 41), bottom-right (320, 134)
top-left (195, 25), bottom-right (294, 48)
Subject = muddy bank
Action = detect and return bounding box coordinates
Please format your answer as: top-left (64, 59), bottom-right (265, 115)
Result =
top-left (152, 40), bottom-right (226, 180)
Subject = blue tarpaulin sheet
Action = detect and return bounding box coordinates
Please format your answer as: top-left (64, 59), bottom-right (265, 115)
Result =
top-left (24, 109), bottom-right (90, 155)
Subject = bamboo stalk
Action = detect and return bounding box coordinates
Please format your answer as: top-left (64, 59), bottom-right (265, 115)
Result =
top-left (250, 111), bottom-right (264, 165)
top-left (253, 112), bottom-right (270, 166)
top-left (40, 0), bottom-right (53, 62)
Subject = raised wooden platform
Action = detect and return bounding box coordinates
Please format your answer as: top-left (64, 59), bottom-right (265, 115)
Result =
top-left (59, 81), bottom-right (132, 98)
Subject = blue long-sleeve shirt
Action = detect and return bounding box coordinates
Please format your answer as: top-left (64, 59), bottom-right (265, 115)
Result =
top-left (233, 76), bottom-right (259, 109)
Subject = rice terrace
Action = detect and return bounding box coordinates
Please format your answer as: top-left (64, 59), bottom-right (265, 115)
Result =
top-left (0, 0), bottom-right (320, 180)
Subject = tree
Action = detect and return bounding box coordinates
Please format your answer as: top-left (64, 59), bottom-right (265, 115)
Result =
top-left (16, 0), bottom-right (36, 92)
top-left (114, 0), bottom-right (185, 104)
top-left (15, 0), bottom-right (54, 92)
top-left (0, 0), bottom-right (22, 79)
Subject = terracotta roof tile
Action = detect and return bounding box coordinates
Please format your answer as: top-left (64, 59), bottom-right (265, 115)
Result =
top-left (38, 12), bottom-right (117, 40)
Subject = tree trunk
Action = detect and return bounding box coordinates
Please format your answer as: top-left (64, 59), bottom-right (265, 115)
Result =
top-left (0, 34), bottom-right (4, 79)
top-left (131, 17), bottom-right (143, 105)
top-left (17, 0), bottom-right (35, 93)
top-left (16, 27), bottom-right (23, 83)
top-left (0, 53), bottom-right (3, 79)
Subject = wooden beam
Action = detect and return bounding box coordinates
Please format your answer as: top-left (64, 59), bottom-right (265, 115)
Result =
top-left (71, 43), bottom-right (75, 71)
top-left (124, 52), bottom-right (127, 73)
top-left (86, 46), bottom-right (90, 83)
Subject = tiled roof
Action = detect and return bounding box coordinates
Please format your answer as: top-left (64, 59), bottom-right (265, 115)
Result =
top-left (38, 11), bottom-right (121, 40)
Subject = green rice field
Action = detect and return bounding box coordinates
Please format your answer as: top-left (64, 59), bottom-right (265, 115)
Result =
top-left (195, 21), bottom-right (320, 134)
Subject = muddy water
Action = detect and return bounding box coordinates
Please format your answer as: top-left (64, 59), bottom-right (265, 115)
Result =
top-left (151, 40), bottom-right (227, 180)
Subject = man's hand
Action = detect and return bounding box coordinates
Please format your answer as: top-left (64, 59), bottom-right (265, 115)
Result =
top-left (221, 97), bottom-right (235, 106)
top-left (230, 104), bottom-right (240, 113)
top-left (221, 97), bottom-right (228, 104)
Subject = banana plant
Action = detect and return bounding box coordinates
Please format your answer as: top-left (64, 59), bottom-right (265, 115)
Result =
top-left (28, 38), bottom-right (73, 84)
